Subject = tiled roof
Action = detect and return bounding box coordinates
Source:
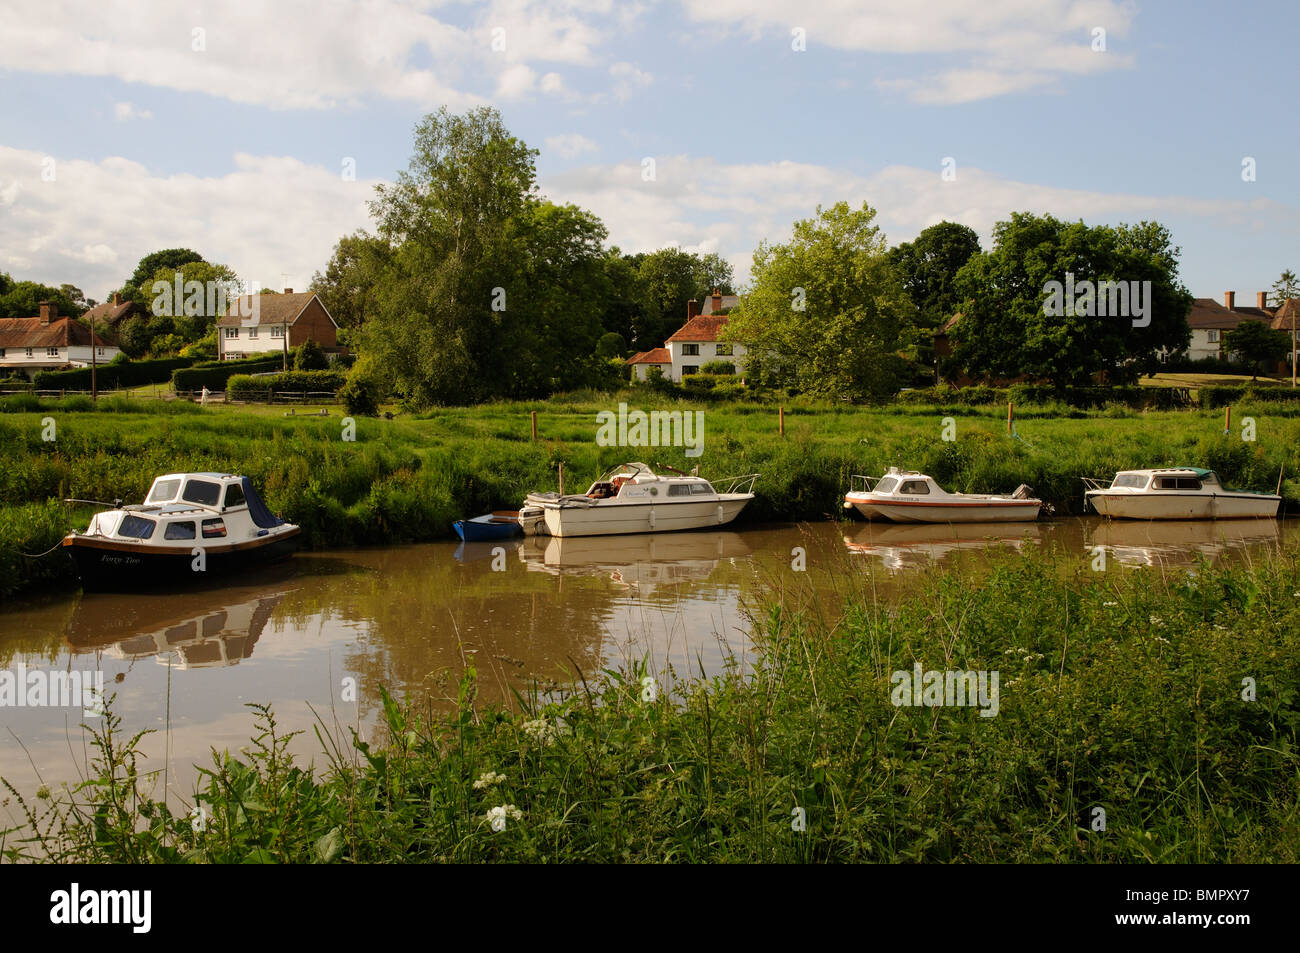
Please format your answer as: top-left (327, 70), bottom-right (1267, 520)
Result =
top-left (666, 315), bottom-right (729, 343)
top-left (216, 291), bottom-right (319, 327)
top-left (627, 347), bottom-right (671, 364)
top-left (81, 299), bottom-right (138, 326)
top-left (1271, 299), bottom-right (1300, 330)
top-left (0, 317), bottom-right (112, 349)
top-left (1187, 298), bottom-right (1258, 330)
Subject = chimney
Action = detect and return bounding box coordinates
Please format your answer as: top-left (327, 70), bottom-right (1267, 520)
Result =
top-left (1224, 291), bottom-right (1235, 310)
top-left (1258, 291), bottom-right (1268, 310)
top-left (112, 292), bottom-right (121, 306)
top-left (284, 288), bottom-right (293, 294)
top-left (38, 301), bottom-right (55, 325)
top-left (687, 299), bottom-right (699, 319)
top-left (710, 288), bottom-right (722, 314)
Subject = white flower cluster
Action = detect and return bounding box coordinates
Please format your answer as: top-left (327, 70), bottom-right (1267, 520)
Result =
top-left (473, 771), bottom-right (506, 790)
top-left (486, 804), bottom-right (522, 832)
top-left (522, 717), bottom-right (558, 745)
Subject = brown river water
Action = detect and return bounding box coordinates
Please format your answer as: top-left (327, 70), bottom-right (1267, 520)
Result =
top-left (2, 517), bottom-right (1295, 815)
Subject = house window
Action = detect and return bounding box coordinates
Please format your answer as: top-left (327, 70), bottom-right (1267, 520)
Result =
top-left (97, 347), bottom-right (105, 356)
top-left (25, 348), bottom-right (34, 358)
top-left (224, 328), bottom-right (238, 339)
top-left (248, 327), bottom-right (258, 339)
top-left (46, 347), bottom-right (60, 357)
top-left (682, 343), bottom-right (700, 356)
top-left (1207, 330), bottom-right (1220, 343)
top-left (270, 325), bottom-right (284, 338)
top-left (0, 348), bottom-right (5, 358)
top-left (683, 365), bottom-right (699, 376)
top-left (714, 344), bottom-right (732, 356)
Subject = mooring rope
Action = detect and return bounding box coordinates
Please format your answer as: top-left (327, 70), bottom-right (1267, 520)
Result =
top-left (21, 539), bottom-right (67, 558)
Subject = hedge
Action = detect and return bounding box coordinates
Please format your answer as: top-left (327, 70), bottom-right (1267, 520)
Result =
top-left (1198, 385), bottom-right (1300, 408)
top-left (172, 356), bottom-right (287, 392)
top-left (33, 356), bottom-right (194, 391)
top-left (227, 370), bottom-right (347, 401)
top-left (894, 385), bottom-right (1191, 409)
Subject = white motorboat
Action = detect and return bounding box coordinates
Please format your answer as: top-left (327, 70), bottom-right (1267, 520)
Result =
top-left (62, 472), bottom-right (300, 590)
top-left (519, 462), bottom-right (758, 538)
top-left (843, 468), bottom-right (1043, 523)
top-left (1082, 468), bottom-right (1281, 520)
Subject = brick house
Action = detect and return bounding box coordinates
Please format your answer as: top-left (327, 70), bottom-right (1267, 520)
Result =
top-left (215, 289), bottom-right (341, 361)
top-left (1186, 292), bottom-right (1275, 360)
top-left (0, 301), bottom-right (119, 378)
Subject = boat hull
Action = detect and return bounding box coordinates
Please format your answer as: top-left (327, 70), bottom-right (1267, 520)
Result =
top-left (1086, 491), bottom-right (1280, 520)
top-left (63, 528), bottom-right (301, 592)
top-left (531, 495), bottom-right (753, 537)
top-left (844, 493), bottom-right (1041, 523)
top-left (453, 516), bottom-right (522, 542)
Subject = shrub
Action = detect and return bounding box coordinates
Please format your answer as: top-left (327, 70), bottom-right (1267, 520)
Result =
top-left (700, 360), bottom-right (735, 375)
top-left (294, 339), bottom-right (329, 371)
top-left (33, 356), bottom-right (194, 391)
top-left (172, 356), bottom-right (285, 392)
top-left (227, 370), bottom-right (347, 401)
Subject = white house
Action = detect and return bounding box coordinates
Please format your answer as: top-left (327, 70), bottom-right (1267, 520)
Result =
top-left (216, 289), bottom-right (341, 361)
top-left (632, 290), bottom-right (747, 383)
top-left (0, 301), bottom-right (119, 378)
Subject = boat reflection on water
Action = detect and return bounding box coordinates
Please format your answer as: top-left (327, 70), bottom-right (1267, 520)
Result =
top-left (843, 521), bottom-right (1048, 570)
top-left (516, 530), bottom-right (753, 592)
top-left (66, 585), bottom-right (291, 669)
top-left (1087, 518), bottom-right (1282, 568)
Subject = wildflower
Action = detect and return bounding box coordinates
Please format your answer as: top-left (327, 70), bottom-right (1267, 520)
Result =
top-left (486, 804), bottom-right (522, 832)
top-left (522, 718), bottom-right (557, 745)
top-left (1103, 601), bottom-right (1118, 608)
top-left (473, 771), bottom-right (506, 790)
top-left (1148, 615), bottom-right (1165, 627)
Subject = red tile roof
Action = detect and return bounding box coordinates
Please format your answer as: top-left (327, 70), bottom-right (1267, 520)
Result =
top-left (627, 347), bottom-right (671, 364)
top-left (666, 315), bottom-right (729, 343)
top-left (216, 291), bottom-right (321, 327)
top-left (1271, 299), bottom-right (1300, 330)
top-left (0, 317), bottom-right (112, 349)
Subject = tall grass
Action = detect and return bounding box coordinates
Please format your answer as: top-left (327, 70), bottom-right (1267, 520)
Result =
top-left (7, 541), bottom-right (1298, 863)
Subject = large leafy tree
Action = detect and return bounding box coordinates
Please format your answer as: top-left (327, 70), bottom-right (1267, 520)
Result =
top-left (949, 213), bottom-right (1192, 386)
top-left (310, 231), bottom-right (391, 330)
top-left (0, 274), bottom-right (87, 318)
top-left (125, 248), bottom-right (204, 294)
top-left (632, 248), bottom-right (734, 349)
top-left (125, 260), bottom-right (241, 355)
top-left (1223, 320), bottom-right (1289, 380)
top-left (723, 201), bottom-right (915, 401)
top-left (887, 222), bottom-right (981, 328)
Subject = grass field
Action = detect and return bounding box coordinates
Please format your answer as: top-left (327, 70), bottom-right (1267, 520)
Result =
top-left (3, 390), bottom-right (1299, 600)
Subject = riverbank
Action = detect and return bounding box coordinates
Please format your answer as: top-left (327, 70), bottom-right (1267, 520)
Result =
top-left (2, 392), bottom-right (1299, 599)
top-left (8, 538), bottom-right (1298, 863)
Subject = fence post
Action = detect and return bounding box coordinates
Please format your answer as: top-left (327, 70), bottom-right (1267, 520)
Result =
top-left (1007, 401), bottom-right (1014, 435)
top-left (531, 410), bottom-right (538, 441)
top-left (779, 404), bottom-right (785, 437)
top-left (1224, 405), bottom-right (1231, 434)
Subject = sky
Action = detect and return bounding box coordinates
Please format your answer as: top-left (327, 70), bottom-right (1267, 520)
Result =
top-left (1, 0), bottom-right (1297, 306)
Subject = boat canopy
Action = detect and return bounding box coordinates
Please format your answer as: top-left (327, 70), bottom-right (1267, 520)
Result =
top-left (240, 476), bottom-right (284, 528)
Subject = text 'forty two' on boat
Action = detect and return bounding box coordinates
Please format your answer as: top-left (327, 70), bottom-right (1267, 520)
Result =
top-left (1082, 467), bottom-right (1282, 520)
top-left (61, 472), bottom-right (300, 590)
top-left (518, 462), bottom-right (759, 538)
top-left (843, 468), bottom-right (1045, 523)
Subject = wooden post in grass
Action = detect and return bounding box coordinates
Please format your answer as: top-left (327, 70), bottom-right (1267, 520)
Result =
top-left (1007, 401), bottom-right (1014, 435)
top-left (779, 405), bottom-right (785, 437)
top-left (558, 462), bottom-right (565, 496)
top-left (1224, 405), bottom-right (1231, 434)
top-left (531, 410), bottom-right (538, 441)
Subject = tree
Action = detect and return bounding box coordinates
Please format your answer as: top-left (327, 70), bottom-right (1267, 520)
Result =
top-left (596, 331), bottom-right (627, 359)
top-left (126, 248), bottom-right (204, 294)
top-left (887, 222), bottom-right (981, 329)
top-left (1223, 320), bottom-right (1289, 380)
top-left (632, 248), bottom-right (734, 350)
top-left (949, 213), bottom-right (1192, 386)
top-left (0, 278), bottom-right (86, 318)
top-left (1271, 269), bottom-right (1299, 307)
top-left (294, 338), bottom-right (329, 370)
top-left (723, 201), bottom-right (915, 401)
top-left (310, 231), bottom-right (390, 329)
top-left (135, 260), bottom-right (242, 351)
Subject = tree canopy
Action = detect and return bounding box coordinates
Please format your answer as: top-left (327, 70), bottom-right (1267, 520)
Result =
top-left (1223, 319), bottom-right (1289, 380)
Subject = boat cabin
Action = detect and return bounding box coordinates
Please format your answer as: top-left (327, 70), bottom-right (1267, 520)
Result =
top-left (85, 472), bottom-right (282, 543)
top-left (584, 463), bottom-right (717, 501)
top-left (1107, 468), bottom-right (1221, 492)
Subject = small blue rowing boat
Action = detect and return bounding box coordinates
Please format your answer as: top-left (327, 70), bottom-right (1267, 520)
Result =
top-left (452, 512), bottom-right (522, 542)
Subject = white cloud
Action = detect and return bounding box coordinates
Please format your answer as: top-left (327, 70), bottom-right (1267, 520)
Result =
top-left (679, 0), bottom-right (1138, 103)
top-left (496, 63), bottom-right (538, 98)
top-left (112, 101), bottom-right (152, 122)
top-left (608, 61), bottom-right (653, 100)
top-left (544, 133), bottom-right (599, 159)
top-left (0, 146), bottom-right (377, 298)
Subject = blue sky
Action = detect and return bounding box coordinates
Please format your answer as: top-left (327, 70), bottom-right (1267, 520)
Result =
top-left (1, 0), bottom-right (1296, 304)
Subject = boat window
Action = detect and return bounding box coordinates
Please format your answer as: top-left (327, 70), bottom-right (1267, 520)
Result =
top-left (691, 482), bottom-right (714, 495)
top-left (182, 480), bottom-right (222, 506)
top-left (146, 478), bottom-right (181, 503)
top-left (874, 477), bottom-right (898, 494)
top-left (1111, 474), bottom-right (1147, 489)
top-left (899, 480), bottom-right (930, 495)
top-left (201, 518), bottom-right (227, 539)
top-left (668, 484), bottom-right (693, 497)
top-left (1157, 477), bottom-right (1201, 490)
top-left (118, 515), bottom-right (156, 539)
top-left (164, 521), bottom-right (196, 541)
top-left (223, 483), bottom-right (246, 508)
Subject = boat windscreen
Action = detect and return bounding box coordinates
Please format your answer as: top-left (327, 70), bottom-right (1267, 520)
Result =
top-left (1111, 473), bottom-right (1147, 489)
top-left (147, 478), bottom-right (181, 503)
top-left (874, 477), bottom-right (898, 494)
top-left (240, 477), bottom-right (284, 528)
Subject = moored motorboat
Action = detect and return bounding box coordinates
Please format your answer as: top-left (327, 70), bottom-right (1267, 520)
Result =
top-left (844, 468), bottom-right (1043, 523)
top-left (62, 472), bottom-right (300, 590)
top-left (453, 512), bottom-right (523, 542)
top-left (1082, 467), bottom-right (1281, 520)
top-left (520, 462), bottom-right (758, 538)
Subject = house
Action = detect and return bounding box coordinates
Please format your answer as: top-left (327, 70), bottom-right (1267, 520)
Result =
top-left (215, 289), bottom-right (341, 361)
top-left (656, 289), bottom-right (747, 382)
top-left (0, 301), bottom-right (119, 378)
top-left (1185, 291), bottom-right (1274, 360)
top-left (627, 347), bottom-right (672, 382)
top-left (80, 292), bottom-right (142, 330)
top-left (1270, 298), bottom-right (1300, 376)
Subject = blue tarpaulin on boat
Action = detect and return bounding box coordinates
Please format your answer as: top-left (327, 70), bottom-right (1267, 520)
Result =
top-left (241, 477), bottom-right (284, 529)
